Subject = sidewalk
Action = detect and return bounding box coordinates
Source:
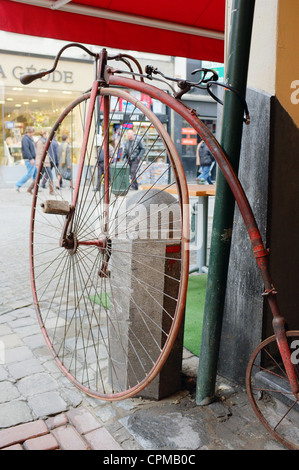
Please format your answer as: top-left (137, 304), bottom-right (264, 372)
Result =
top-left (0, 187), bottom-right (285, 451)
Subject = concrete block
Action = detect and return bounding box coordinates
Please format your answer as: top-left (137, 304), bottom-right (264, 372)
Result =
top-left (108, 189), bottom-right (184, 399)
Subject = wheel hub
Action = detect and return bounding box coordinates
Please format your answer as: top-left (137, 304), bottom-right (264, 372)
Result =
top-left (62, 232), bottom-right (78, 254)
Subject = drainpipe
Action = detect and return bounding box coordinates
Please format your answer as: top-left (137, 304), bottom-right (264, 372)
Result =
top-left (196, 0), bottom-right (256, 405)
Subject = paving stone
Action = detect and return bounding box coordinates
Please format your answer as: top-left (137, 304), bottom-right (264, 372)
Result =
top-left (52, 425), bottom-right (90, 450)
top-left (106, 421), bottom-right (141, 450)
top-left (27, 391), bottom-right (68, 418)
top-left (120, 409), bottom-right (206, 450)
top-left (12, 307), bottom-right (36, 317)
top-left (84, 427), bottom-right (122, 450)
top-left (8, 317), bottom-right (36, 329)
top-left (4, 346), bottom-right (34, 364)
top-left (4, 301), bottom-right (32, 310)
top-left (22, 334), bottom-right (46, 349)
top-left (17, 373), bottom-right (58, 397)
top-left (96, 404), bottom-right (117, 423)
top-left (0, 419), bottom-right (48, 448)
top-left (43, 359), bottom-right (62, 376)
top-left (67, 407), bottom-right (102, 434)
top-left (0, 381), bottom-right (20, 403)
top-left (0, 306), bottom-right (15, 316)
top-left (1, 334), bottom-right (24, 349)
top-left (0, 324), bottom-right (12, 336)
top-left (7, 358), bottom-right (44, 380)
top-left (13, 324), bottom-right (41, 338)
top-left (0, 365), bottom-right (9, 381)
top-left (115, 400), bottom-right (136, 411)
top-left (46, 413), bottom-right (68, 430)
top-left (0, 400), bottom-right (33, 428)
top-left (2, 443), bottom-right (23, 450)
top-left (24, 433), bottom-right (59, 450)
top-left (61, 387), bottom-right (83, 408)
top-left (209, 400), bottom-right (232, 422)
top-left (0, 313), bottom-right (15, 324)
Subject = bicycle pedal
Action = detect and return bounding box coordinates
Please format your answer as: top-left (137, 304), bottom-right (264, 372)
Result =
top-left (41, 200), bottom-right (71, 215)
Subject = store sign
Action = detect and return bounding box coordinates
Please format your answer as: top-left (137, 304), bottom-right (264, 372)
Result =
top-left (0, 63), bottom-right (73, 84)
top-left (201, 61), bottom-right (225, 83)
top-left (12, 66), bottom-right (73, 84)
top-left (181, 127), bottom-right (197, 145)
top-left (100, 112), bottom-right (154, 122)
top-left (0, 52), bottom-right (94, 91)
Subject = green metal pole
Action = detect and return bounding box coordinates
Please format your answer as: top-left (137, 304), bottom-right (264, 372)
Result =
top-left (196, 0), bottom-right (256, 405)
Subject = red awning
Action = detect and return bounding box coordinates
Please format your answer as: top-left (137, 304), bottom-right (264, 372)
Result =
top-left (0, 0), bottom-right (225, 61)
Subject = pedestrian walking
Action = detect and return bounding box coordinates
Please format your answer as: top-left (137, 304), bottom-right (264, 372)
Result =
top-left (123, 129), bottom-right (145, 190)
top-left (196, 141), bottom-right (215, 185)
top-left (94, 142), bottom-right (114, 192)
top-left (41, 136), bottom-right (59, 190)
top-left (57, 135), bottom-right (73, 189)
top-left (36, 131), bottom-right (54, 195)
top-left (15, 126), bottom-right (37, 193)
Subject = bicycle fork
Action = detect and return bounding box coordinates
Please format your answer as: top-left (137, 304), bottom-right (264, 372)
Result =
top-left (42, 55), bottom-right (112, 277)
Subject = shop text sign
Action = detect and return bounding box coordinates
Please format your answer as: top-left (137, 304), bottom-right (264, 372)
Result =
top-left (0, 63), bottom-right (73, 84)
top-left (181, 127), bottom-right (197, 146)
top-left (0, 53), bottom-right (93, 90)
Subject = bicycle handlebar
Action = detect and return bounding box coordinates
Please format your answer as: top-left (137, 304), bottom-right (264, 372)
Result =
top-left (19, 41), bottom-right (250, 124)
top-left (20, 42), bottom-right (98, 85)
top-left (20, 70), bottom-right (50, 85)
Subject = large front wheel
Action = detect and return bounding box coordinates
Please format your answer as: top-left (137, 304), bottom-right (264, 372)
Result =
top-left (30, 87), bottom-right (189, 400)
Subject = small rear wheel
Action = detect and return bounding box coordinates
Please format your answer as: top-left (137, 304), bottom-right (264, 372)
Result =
top-left (246, 331), bottom-right (299, 450)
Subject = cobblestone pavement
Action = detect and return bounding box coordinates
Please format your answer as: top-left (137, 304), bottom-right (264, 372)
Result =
top-left (0, 187), bottom-right (286, 451)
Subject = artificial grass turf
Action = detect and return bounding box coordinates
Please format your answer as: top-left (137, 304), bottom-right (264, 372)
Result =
top-left (90, 274), bottom-right (207, 358)
top-left (90, 292), bottom-right (110, 309)
top-left (183, 274), bottom-right (207, 357)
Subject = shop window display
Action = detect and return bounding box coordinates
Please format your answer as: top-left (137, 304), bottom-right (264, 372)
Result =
top-left (1, 86), bottom-right (81, 166)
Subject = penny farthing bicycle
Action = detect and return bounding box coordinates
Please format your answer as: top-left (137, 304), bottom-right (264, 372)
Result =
top-left (21, 43), bottom-right (299, 450)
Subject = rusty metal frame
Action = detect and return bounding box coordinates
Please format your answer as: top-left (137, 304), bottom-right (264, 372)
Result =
top-left (26, 46), bottom-right (298, 440)
top-left (106, 72), bottom-right (299, 400)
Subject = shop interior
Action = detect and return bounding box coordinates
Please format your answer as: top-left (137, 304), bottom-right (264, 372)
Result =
top-left (1, 85), bottom-right (80, 165)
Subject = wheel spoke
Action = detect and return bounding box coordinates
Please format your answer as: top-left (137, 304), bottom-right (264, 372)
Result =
top-left (246, 332), bottom-right (299, 450)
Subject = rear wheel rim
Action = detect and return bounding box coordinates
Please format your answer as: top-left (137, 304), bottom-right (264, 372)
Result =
top-left (246, 331), bottom-right (299, 450)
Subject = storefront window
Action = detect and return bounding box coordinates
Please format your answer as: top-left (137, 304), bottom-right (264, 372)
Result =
top-left (1, 85), bottom-right (81, 165)
top-left (180, 117), bottom-right (217, 182)
top-left (181, 118), bottom-right (216, 159)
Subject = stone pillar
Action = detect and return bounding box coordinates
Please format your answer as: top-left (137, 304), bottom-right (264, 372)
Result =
top-left (108, 189), bottom-right (184, 399)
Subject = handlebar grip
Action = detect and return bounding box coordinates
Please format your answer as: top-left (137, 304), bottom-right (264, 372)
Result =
top-left (20, 71), bottom-right (48, 85)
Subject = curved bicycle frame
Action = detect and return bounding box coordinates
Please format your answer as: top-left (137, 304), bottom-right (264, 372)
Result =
top-left (25, 43), bottom-right (299, 400)
top-left (23, 43), bottom-right (299, 447)
top-left (102, 72), bottom-right (299, 399)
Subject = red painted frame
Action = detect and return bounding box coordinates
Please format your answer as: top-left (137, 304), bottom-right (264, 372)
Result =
top-left (105, 71), bottom-right (299, 398)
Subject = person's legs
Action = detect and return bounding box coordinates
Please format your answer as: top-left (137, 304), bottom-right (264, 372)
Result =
top-left (95, 163), bottom-right (104, 190)
top-left (45, 167), bottom-right (54, 194)
top-left (16, 160), bottom-right (35, 189)
top-left (197, 165), bottom-right (213, 184)
top-left (129, 159), bottom-right (139, 190)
